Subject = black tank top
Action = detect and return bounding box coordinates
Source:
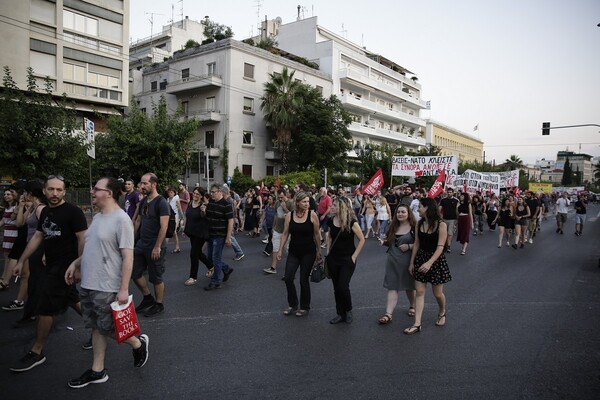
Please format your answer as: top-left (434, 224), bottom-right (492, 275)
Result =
top-left (418, 221), bottom-right (441, 253)
top-left (289, 211), bottom-right (316, 256)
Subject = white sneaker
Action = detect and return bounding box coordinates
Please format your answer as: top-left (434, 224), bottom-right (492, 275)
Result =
top-left (261, 239), bottom-right (268, 244)
top-left (528, 238), bottom-right (533, 244)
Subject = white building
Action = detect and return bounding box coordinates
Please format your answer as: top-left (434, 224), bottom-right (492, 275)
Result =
top-left (0, 0), bottom-right (130, 129)
top-left (275, 16), bottom-right (427, 154)
top-left (135, 39), bottom-right (332, 184)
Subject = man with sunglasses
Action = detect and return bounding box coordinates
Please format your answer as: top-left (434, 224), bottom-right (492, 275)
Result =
top-left (204, 184), bottom-right (234, 290)
top-left (10, 175), bottom-right (88, 373)
top-left (131, 173), bottom-right (169, 316)
top-left (64, 177), bottom-right (148, 388)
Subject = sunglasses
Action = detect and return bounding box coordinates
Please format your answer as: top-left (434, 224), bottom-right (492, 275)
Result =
top-left (47, 175), bottom-right (65, 181)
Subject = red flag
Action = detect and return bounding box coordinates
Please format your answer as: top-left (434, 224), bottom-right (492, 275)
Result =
top-left (463, 181), bottom-right (468, 194)
top-left (275, 176), bottom-right (280, 190)
top-left (427, 170), bottom-right (446, 199)
top-left (361, 168), bottom-right (384, 196)
top-left (514, 187), bottom-right (521, 197)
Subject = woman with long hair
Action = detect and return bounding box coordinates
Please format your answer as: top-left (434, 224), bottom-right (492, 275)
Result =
top-left (0, 188), bottom-right (19, 290)
top-left (360, 196), bottom-right (376, 239)
top-left (376, 196), bottom-right (392, 240)
top-left (472, 194), bottom-right (486, 236)
top-left (486, 193), bottom-right (499, 231)
top-left (405, 197), bottom-right (451, 335)
top-left (493, 197), bottom-right (515, 248)
top-left (456, 192), bottom-right (474, 255)
top-left (183, 187), bottom-right (214, 285)
top-left (277, 191), bottom-right (321, 317)
top-left (166, 186), bottom-right (184, 253)
top-left (514, 197), bottom-right (530, 248)
top-left (326, 196), bottom-right (365, 324)
top-left (378, 204), bottom-right (416, 325)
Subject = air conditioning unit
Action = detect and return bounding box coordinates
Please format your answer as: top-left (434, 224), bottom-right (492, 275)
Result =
top-left (182, 77), bottom-right (189, 82)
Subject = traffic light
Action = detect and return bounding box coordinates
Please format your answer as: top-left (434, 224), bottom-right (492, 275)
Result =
top-left (542, 122), bottom-right (550, 135)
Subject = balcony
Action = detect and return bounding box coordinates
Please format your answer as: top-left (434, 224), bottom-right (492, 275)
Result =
top-left (166, 74), bottom-right (223, 95)
top-left (338, 93), bottom-right (425, 127)
top-left (338, 68), bottom-right (428, 109)
top-left (183, 109), bottom-right (222, 124)
top-left (265, 148), bottom-right (281, 160)
top-left (348, 122), bottom-right (426, 147)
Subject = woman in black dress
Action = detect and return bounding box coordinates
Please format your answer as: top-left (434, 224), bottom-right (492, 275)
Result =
top-left (405, 197), bottom-right (451, 334)
top-left (184, 188), bottom-right (214, 285)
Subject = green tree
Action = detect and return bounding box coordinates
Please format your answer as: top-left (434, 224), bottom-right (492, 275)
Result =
top-left (504, 154), bottom-right (523, 170)
top-left (184, 39), bottom-right (200, 49)
top-left (290, 85), bottom-right (352, 172)
top-left (261, 67), bottom-right (302, 174)
top-left (0, 66), bottom-right (86, 181)
top-left (201, 18), bottom-right (233, 44)
top-left (94, 96), bottom-right (199, 183)
top-left (561, 158), bottom-right (572, 186)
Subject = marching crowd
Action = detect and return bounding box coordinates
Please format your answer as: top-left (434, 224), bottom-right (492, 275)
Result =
top-left (0, 173), bottom-right (590, 388)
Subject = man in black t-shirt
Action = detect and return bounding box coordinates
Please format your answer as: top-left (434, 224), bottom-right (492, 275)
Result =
top-left (204, 183), bottom-right (234, 291)
top-left (11, 175), bottom-right (87, 373)
top-left (439, 188), bottom-right (459, 252)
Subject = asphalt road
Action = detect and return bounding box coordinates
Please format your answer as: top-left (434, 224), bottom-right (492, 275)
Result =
top-left (1, 206), bottom-right (599, 400)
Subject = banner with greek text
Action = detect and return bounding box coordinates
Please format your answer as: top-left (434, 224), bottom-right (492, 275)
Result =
top-left (391, 155), bottom-right (458, 177)
top-left (450, 169), bottom-right (520, 195)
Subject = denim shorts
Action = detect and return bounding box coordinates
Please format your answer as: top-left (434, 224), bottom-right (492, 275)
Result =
top-left (80, 288), bottom-right (116, 335)
top-left (575, 214), bottom-right (586, 225)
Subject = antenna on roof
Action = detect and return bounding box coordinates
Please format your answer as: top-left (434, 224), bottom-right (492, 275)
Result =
top-left (145, 12), bottom-right (165, 38)
top-left (341, 23), bottom-right (347, 38)
top-left (255, 0), bottom-right (263, 36)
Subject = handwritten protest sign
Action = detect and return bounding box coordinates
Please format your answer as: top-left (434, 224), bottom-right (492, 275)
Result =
top-left (391, 155), bottom-right (458, 177)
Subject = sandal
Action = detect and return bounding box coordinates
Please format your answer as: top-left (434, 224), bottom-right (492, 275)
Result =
top-left (378, 313), bottom-right (392, 325)
top-left (205, 268), bottom-right (214, 278)
top-left (283, 307), bottom-right (297, 316)
top-left (436, 313), bottom-right (446, 326)
top-left (295, 309), bottom-right (309, 317)
top-left (171, 248), bottom-right (181, 254)
top-left (403, 325), bottom-right (421, 335)
top-left (407, 307), bottom-right (416, 317)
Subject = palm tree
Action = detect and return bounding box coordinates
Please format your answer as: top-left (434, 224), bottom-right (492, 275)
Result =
top-left (261, 67), bottom-right (302, 174)
top-left (504, 154), bottom-right (523, 170)
top-left (594, 163), bottom-right (600, 180)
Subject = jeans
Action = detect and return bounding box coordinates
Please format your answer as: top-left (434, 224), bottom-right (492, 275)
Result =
top-left (326, 254), bottom-right (356, 317)
top-left (231, 235), bottom-right (244, 257)
top-left (474, 213), bottom-right (485, 233)
top-left (189, 235), bottom-right (213, 280)
top-left (378, 219), bottom-right (389, 238)
top-left (206, 237), bottom-right (230, 284)
top-left (284, 251), bottom-right (316, 310)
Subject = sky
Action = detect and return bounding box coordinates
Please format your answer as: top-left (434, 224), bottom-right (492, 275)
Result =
top-left (129, 0), bottom-right (600, 165)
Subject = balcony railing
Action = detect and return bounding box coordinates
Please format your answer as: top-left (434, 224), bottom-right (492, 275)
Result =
top-left (183, 109), bottom-right (222, 124)
top-left (348, 122), bottom-right (425, 147)
top-left (339, 93), bottom-right (425, 127)
top-left (166, 74), bottom-right (223, 94)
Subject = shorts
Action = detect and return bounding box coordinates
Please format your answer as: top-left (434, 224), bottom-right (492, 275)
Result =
top-left (132, 246), bottom-right (166, 284)
top-left (37, 274), bottom-right (80, 316)
top-left (556, 213), bottom-right (567, 224)
top-left (445, 219), bottom-right (457, 235)
top-left (80, 288), bottom-right (116, 336)
top-left (527, 218), bottom-right (537, 231)
top-left (516, 218), bottom-right (528, 226)
top-left (575, 214), bottom-right (586, 225)
top-left (272, 230), bottom-right (282, 253)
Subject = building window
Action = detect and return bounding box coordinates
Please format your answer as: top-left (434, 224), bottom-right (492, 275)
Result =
top-left (181, 101), bottom-right (189, 116)
top-left (266, 166), bottom-right (274, 176)
top-left (207, 62), bottom-right (216, 75)
top-left (63, 9), bottom-right (98, 36)
top-left (315, 85), bottom-right (323, 95)
top-left (243, 97), bottom-right (254, 113)
top-left (242, 131), bottom-right (254, 145)
top-left (182, 68), bottom-right (189, 80)
top-left (206, 96), bottom-right (215, 111)
top-left (205, 131), bottom-right (215, 147)
top-left (159, 80), bottom-right (167, 90)
top-left (141, 108), bottom-right (146, 114)
top-left (151, 81), bottom-right (157, 92)
top-left (244, 63), bottom-right (254, 79)
top-left (242, 164), bottom-right (252, 177)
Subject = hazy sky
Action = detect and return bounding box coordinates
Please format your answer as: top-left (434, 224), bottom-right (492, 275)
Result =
top-left (129, 0), bottom-right (600, 165)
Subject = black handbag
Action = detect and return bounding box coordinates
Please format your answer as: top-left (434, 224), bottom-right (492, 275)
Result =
top-left (310, 228), bottom-right (342, 283)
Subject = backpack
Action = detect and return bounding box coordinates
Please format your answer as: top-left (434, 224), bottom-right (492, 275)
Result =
top-left (143, 196), bottom-right (176, 238)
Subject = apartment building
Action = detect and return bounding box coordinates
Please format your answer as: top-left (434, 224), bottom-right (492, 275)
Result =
top-left (275, 16), bottom-right (428, 154)
top-left (0, 0), bottom-right (130, 129)
top-left (135, 38), bottom-right (332, 184)
top-left (425, 120), bottom-right (484, 163)
top-left (555, 151), bottom-right (593, 184)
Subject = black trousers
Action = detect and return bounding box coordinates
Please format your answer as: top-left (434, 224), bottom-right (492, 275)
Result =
top-left (284, 251), bottom-right (316, 310)
top-left (326, 254), bottom-right (356, 317)
top-left (189, 235), bottom-right (213, 279)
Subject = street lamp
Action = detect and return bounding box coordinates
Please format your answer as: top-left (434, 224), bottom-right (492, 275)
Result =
top-left (353, 143), bottom-right (372, 180)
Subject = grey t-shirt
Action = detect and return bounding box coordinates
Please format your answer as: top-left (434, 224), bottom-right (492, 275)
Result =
top-left (81, 209), bottom-right (134, 292)
top-left (273, 199), bottom-right (293, 233)
top-left (137, 196), bottom-right (170, 249)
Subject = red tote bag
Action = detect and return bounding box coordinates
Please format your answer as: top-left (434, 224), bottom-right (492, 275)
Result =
top-left (111, 295), bottom-right (141, 344)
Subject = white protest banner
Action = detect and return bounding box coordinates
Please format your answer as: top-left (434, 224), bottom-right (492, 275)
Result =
top-left (496, 170), bottom-right (520, 189)
top-left (451, 169), bottom-right (501, 196)
top-left (391, 155), bottom-right (458, 177)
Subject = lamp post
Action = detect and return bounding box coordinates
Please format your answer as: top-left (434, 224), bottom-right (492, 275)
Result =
top-left (353, 143), bottom-right (372, 181)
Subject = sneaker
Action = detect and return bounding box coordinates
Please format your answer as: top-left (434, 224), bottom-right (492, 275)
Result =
top-left (556, 228), bottom-right (560, 233)
top-left (82, 337), bottom-right (93, 350)
top-left (560, 229), bottom-right (563, 234)
top-left (10, 351), bottom-right (46, 372)
top-left (133, 334), bottom-right (149, 368)
top-left (223, 268), bottom-right (234, 282)
top-left (135, 296), bottom-right (156, 313)
top-left (528, 238), bottom-right (533, 244)
top-left (204, 283), bottom-right (221, 291)
top-left (263, 250), bottom-right (271, 256)
top-left (473, 231), bottom-right (477, 236)
top-left (68, 369), bottom-right (108, 388)
top-left (261, 238), bottom-right (269, 244)
top-left (233, 254), bottom-right (245, 261)
top-left (144, 303), bottom-right (164, 317)
top-left (263, 267), bottom-right (277, 274)
top-left (320, 242), bottom-right (327, 248)
top-left (2, 300), bottom-right (25, 311)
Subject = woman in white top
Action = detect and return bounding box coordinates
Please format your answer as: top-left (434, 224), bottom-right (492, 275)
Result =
top-left (167, 186), bottom-right (184, 253)
top-left (376, 196), bottom-right (392, 239)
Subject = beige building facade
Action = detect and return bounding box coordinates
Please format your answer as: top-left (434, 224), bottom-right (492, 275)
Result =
top-left (425, 120), bottom-right (484, 163)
